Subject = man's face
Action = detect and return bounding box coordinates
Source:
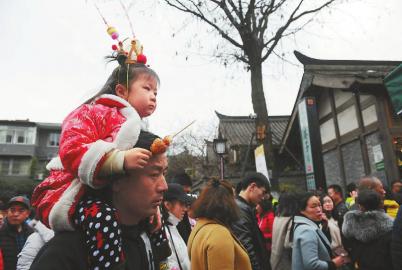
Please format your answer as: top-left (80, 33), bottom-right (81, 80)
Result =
top-left (114, 154), bottom-right (168, 224)
top-left (249, 183), bottom-right (267, 205)
top-left (7, 203), bottom-right (30, 226)
top-left (392, 182), bottom-right (402, 194)
top-left (327, 188), bottom-right (339, 202)
top-left (374, 180), bottom-right (386, 199)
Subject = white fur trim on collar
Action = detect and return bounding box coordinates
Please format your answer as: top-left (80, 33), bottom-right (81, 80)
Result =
top-left (96, 94), bottom-right (142, 150)
top-left (46, 156), bottom-right (64, 171)
top-left (49, 179), bottom-right (82, 232)
top-left (114, 106), bottom-right (141, 150)
top-left (95, 94), bottom-right (132, 108)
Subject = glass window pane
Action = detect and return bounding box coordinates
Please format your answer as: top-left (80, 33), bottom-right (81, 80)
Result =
top-left (0, 159), bottom-right (10, 175)
top-left (16, 130), bottom-right (26, 144)
top-left (26, 127), bottom-right (36, 144)
top-left (6, 131), bottom-right (13, 143)
top-left (11, 159), bottom-right (30, 175)
top-left (48, 133), bottom-right (60, 146)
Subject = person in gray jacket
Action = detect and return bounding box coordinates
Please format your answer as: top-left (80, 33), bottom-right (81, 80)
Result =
top-left (291, 192), bottom-right (345, 270)
top-left (16, 219), bottom-right (54, 270)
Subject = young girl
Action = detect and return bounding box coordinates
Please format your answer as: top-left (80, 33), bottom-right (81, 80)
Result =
top-left (31, 52), bottom-right (168, 269)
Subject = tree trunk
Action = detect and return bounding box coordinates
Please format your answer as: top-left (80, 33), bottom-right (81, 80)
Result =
top-left (249, 61), bottom-right (275, 175)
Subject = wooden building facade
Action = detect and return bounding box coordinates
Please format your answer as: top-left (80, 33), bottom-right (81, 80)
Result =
top-left (280, 52), bottom-right (402, 190)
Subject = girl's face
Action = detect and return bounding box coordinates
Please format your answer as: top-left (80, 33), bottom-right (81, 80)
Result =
top-left (322, 195), bottom-right (334, 212)
top-left (164, 200), bottom-right (188, 221)
top-left (117, 74), bottom-right (158, 118)
top-left (301, 196), bottom-right (323, 222)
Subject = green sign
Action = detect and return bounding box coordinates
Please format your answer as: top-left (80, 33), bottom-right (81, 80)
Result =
top-left (298, 98), bottom-right (316, 190)
top-left (384, 64), bottom-right (402, 115)
top-left (373, 144), bottom-right (385, 171)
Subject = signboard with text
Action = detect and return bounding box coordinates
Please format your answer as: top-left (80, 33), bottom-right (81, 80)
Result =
top-left (298, 99), bottom-right (316, 190)
top-left (254, 144), bottom-right (270, 185)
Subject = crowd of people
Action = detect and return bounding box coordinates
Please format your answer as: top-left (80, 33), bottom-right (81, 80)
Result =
top-left (2, 172), bottom-right (402, 270)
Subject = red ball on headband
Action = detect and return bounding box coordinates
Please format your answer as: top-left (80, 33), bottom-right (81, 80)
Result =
top-left (137, 54), bottom-right (147, 64)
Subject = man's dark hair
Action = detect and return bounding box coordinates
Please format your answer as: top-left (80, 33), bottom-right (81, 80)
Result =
top-left (346, 183), bottom-right (356, 194)
top-left (357, 189), bottom-right (381, 211)
top-left (239, 172), bottom-right (270, 192)
top-left (171, 172), bottom-right (192, 187)
top-left (193, 179), bottom-right (239, 226)
top-left (328, 184), bottom-right (344, 198)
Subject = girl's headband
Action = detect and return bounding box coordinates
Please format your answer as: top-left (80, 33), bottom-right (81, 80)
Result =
top-left (94, 1), bottom-right (147, 65)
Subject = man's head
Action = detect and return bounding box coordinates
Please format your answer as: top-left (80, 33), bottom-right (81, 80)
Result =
top-left (327, 184), bottom-right (344, 205)
top-left (112, 131), bottom-right (168, 225)
top-left (391, 180), bottom-right (402, 194)
top-left (346, 183), bottom-right (357, 198)
top-left (170, 172), bottom-right (192, 193)
top-left (6, 196), bottom-right (31, 226)
top-left (238, 172), bottom-right (270, 205)
top-left (357, 176), bottom-right (386, 200)
top-left (357, 189), bottom-right (382, 211)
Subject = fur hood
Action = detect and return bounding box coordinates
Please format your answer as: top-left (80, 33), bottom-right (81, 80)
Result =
top-left (342, 210), bottom-right (393, 243)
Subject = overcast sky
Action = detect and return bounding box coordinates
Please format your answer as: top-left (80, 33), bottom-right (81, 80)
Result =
top-left (0, 0), bottom-right (401, 138)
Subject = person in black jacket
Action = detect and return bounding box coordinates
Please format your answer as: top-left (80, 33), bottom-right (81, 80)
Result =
top-left (31, 131), bottom-right (171, 270)
top-left (231, 172), bottom-right (271, 270)
top-left (343, 189), bottom-right (394, 270)
top-left (0, 196), bottom-right (33, 270)
top-left (392, 206), bottom-right (402, 270)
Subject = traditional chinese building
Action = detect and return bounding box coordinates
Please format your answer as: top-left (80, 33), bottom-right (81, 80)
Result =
top-left (280, 52), bottom-right (402, 191)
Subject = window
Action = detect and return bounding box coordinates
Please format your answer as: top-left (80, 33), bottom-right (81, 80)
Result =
top-left (0, 126), bottom-right (36, 144)
top-left (48, 133), bottom-right (60, 147)
top-left (0, 158), bottom-right (31, 176)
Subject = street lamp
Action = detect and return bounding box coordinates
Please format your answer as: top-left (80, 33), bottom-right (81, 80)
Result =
top-left (213, 134), bottom-right (227, 180)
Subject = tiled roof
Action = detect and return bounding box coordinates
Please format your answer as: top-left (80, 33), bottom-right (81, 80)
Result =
top-left (216, 112), bottom-right (289, 146)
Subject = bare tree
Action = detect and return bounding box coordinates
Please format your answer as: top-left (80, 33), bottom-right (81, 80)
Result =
top-left (162, 0), bottom-right (339, 168)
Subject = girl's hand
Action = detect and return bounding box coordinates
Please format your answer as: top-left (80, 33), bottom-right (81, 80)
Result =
top-left (124, 148), bottom-right (152, 170)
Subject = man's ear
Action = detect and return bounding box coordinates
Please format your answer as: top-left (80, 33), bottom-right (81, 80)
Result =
top-left (115, 84), bottom-right (128, 100)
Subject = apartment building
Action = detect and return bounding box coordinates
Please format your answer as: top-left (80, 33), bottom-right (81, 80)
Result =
top-left (0, 120), bottom-right (61, 183)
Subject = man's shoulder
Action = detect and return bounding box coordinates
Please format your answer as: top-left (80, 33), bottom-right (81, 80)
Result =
top-left (30, 231), bottom-right (87, 270)
top-left (336, 201), bottom-right (348, 213)
top-left (235, 196), bottom-right (252, 212)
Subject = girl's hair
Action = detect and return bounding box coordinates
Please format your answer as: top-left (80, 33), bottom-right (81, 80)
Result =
top-left (192, 179), bottom-right (239, 226)
top-left (87, 55), bottom-right (160, 103)
top-left (257, 198), bottom-right (273, 217)
top-left (276, 192), bottom-right (299, 217)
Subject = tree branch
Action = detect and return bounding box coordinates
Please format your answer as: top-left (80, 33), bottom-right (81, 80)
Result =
top-left (261, 0), bottom-right (335, 62)
top-left (165, 0), bottom-right (244, 49)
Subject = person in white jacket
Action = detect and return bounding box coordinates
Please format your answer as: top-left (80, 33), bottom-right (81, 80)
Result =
top-left (17, 219), bottom-right (54, 270)
top-left (161, 183), bottom-right (191, 270)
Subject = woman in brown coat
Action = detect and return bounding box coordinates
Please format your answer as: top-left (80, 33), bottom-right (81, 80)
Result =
top-left (187, 179), bottom-right (252, 270)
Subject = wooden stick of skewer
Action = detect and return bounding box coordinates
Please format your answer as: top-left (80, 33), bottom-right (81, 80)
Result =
top-left (172, 120), bottom-right (196, 138)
